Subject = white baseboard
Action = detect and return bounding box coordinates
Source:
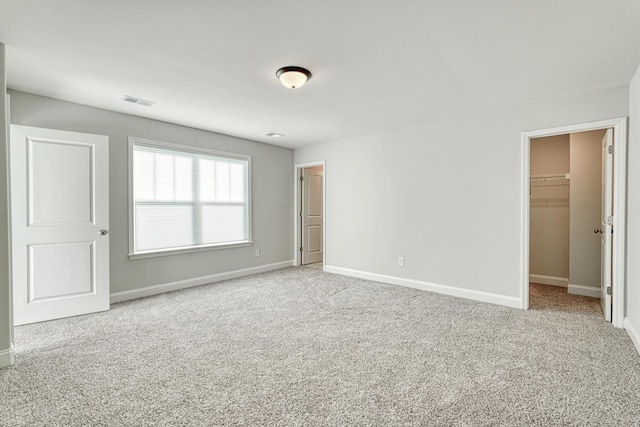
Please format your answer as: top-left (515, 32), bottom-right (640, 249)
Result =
top-left (529, 274), bottom-right (568, 287)
top-left (624, 318), bottom-right (640, 356)
top-left (568, 284), bottom-right (601, 298)
top-left (111, 260), bottom-right (294, 304)
top-left (0, 344), bottom-right (15, 369)
top-left (324, 265), bottom-right (521, 309)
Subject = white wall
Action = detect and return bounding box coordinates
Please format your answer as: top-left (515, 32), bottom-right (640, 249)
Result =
top-left (0, 43), bottom-right (14, 368)
top-left (8, 91), bottom-right (294, 296)
top-left (569, 130), bottom-right (605, 292)
top-left (294, 85), bottom-right (629, 303)
top-left (626, 65), bottom-right (640, 353)
top-left (529, 135), bottom-right (569, 282)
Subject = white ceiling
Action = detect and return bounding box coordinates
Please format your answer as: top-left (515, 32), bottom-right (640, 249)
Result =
top-left (1, 0), bottom-right (640, 149)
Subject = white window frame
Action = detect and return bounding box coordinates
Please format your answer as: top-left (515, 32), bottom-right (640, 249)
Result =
top-left (128, 137), bottom-right (252, 259)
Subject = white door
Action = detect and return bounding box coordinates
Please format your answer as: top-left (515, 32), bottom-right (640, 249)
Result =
top-left (301, 166), bottom-right (323, 265)
top-left (10, 125), bottom-right (110, 325)
top-left (600, 129), bottom-right (613, 321)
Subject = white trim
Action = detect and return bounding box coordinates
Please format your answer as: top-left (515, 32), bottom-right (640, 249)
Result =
top-left (529, 274), bottom-right (568, 287)
top-left (110, 260), bottom-right (293, 304)
top-left (325, 265), bottom-right (521, 309)
top-left (128, 241), bottom-right (253, 260)
top-left (610, 120), bottom-right (628, 328)
top-left (521, 118), bottom-right (627, 138)
top-left (5, 93), bottom-right (15, 361)
top-left (624, 318), bottom-right (640, 356)
top-left (293, 161), bottom-right (326, 267)
top-left (0, 344), bottom-right (15, 369)
top-left (521, 117), bottom-right (628, 327)
top-left (568, 284), bottom-right (601, 298)
top-left (127, 136), bottom-right (253, 258)
top-left (520, 130), bottom-right (530, 310)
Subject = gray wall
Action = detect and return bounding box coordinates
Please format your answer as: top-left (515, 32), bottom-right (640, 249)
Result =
top-left (529, 135), bottom-right (570, 280)
top-left (0, 43), bottom-right (13, 367)
top-left (294, 85), bottom-right (629, 299)
top-left (8, 90), bottom-right (294, 294)
top-left (569, 130), bottom-right (605, 291)
top-left (627, 65), bottom-right (640, 342)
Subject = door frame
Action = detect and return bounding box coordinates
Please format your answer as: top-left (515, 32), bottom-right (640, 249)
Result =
top-left (520, 117), bottom-right (627, 328)
top-left (293, 161), bottom-right (326, 267)
top-left (3, 94), bottom-right (15, 367)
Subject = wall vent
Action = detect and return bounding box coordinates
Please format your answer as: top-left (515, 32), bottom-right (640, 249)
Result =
top-left (123, 95), bottom-right (155, 107)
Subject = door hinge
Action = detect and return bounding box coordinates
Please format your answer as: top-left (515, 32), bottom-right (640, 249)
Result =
top-left (300, 176), bottom-right (304, 181)
top-left (606, 286), bottom-right (612, 296)
top-left (608, 145), bottom-right (614, 154)
top-left (606, 216), bottom-right (613, 225)
top-left (299, 247), bottom-right (303, 252)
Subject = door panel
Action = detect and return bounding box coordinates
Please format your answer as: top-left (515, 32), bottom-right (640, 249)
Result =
top-left (308, 174), bottom-right (323, 216)
top-left (301, 166), bottom-right (323, 265)
top-left (307, 225), bottom-right (322, 253)
top-left (10, 125), bottom-right (109, 325)
top-left (29, 139), bottom-right (93, 225)
top-left (600, 129), bottom-right (613, 321)
top-left (29, 242), bottom-right (94, 302)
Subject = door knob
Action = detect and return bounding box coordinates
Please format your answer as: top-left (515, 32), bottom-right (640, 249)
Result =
top-left (594, 228), bottom-right (602, 234)
top-left (99, 229), bottom-right (110, 236)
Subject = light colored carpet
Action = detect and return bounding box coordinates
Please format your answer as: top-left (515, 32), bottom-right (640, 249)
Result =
top-left (1, 268), bottom-right (639, 426)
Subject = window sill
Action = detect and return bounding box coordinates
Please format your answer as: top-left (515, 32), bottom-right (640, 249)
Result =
top-left (128, 241), bottom-right (253, 260)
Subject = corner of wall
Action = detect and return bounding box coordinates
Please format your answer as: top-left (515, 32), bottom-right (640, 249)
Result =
top-left (624, 318), bottom-right (640, 356)
top-left (0, 342), bottom-right (15, 369)
top-left (625, 62), bottom-right (640, 350)
top-left (0, 42), bottom-right (14, 368)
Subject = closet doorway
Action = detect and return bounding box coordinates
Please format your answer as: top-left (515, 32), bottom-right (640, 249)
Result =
top-left (294, 161), bottom-right (325, 268)
top-left (520, 118), bottom-right (627, 328)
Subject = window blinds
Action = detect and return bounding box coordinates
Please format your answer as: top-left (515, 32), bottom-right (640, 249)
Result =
top-left (132, 142), bottom-right (250, 253)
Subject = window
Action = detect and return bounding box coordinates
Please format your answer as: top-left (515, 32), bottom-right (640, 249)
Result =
top-left (128, 137), bottom-right (251, 258)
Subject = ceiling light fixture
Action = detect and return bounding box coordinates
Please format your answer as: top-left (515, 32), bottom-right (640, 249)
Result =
top-left (276, 66), bottom-right (312, 89)
top-left (265, 132), bottom-right (284, 138)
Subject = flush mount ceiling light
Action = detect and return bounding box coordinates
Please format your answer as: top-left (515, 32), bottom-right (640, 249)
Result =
top-left (276, 66), bottom-right (312, 89)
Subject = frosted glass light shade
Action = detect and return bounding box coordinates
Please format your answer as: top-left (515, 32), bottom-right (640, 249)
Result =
top-left (276, 66), bottom-right (312, 89)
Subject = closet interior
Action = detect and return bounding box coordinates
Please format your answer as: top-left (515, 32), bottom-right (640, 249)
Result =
top-left (529, 130), bottom-right (605, 300)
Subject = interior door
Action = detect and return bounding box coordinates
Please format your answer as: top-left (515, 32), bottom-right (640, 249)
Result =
top-left (301, 166), bottom-right (323, 265)
top-left (600, 129), bottom-right (613, 321)
top-left (10, 125), bottom-right (110, 325)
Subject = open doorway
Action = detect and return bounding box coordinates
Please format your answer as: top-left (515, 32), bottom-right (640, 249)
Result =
top-left (521, 118), bottom-right (627, 328)
top-left (294, 162), bottom-right (325, 268)
top-left (529, 130), bottom-right (605, 316)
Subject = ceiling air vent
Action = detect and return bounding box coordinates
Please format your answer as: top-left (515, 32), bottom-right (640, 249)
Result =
top-left (123, 95), bottom-right (155, 107)
top-left (265, 132), bottom-right (284, 138)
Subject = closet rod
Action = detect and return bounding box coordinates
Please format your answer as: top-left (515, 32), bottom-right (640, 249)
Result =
top-left (530, 173), bottom-right (570, 180)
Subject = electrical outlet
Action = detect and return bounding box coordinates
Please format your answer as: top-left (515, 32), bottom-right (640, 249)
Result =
top-left (255, 249), bottom-right (261, 257)
top-left (398, 257), bottom-right (405, 267)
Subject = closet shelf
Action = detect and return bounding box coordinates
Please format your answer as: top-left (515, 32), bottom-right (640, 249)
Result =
top-left (530, 173), bottom-right (569, 199)
top-left (530, 173), bottom-right (570, 187)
